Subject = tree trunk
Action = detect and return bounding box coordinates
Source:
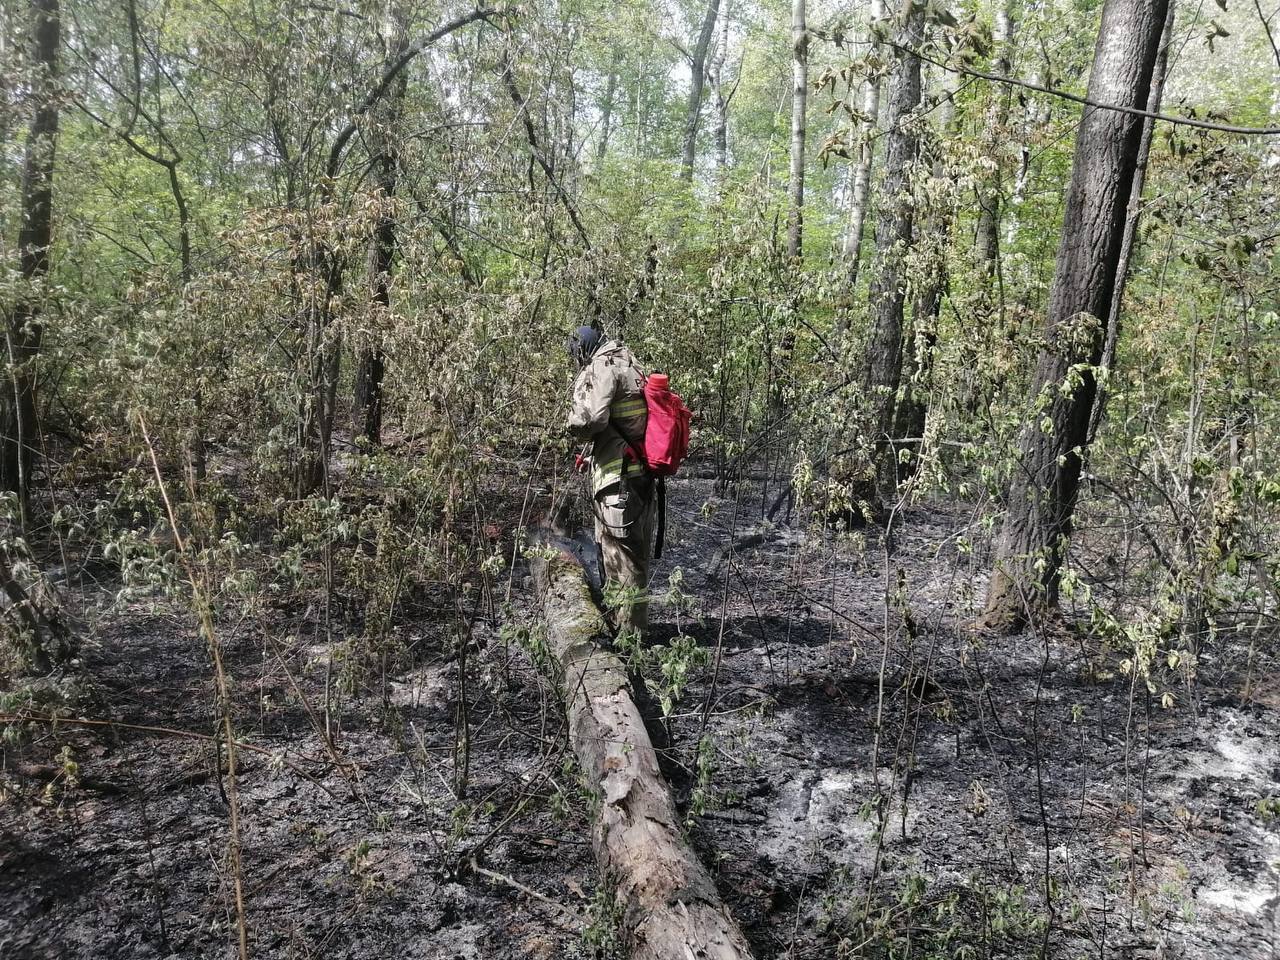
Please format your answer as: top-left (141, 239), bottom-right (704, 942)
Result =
top-left (892, 70), bottom-right (958, 474)
top-left (2, 0), bottom-right (59, 502)
top-left (707, 1), bottom-right (732, 178)
top-left (840, 0), bottom-right (886, 303)
top-left (1088, 0), bottom-right (1176, 442)
top-left (983, 0), bottom-right (1171, 631)
top-left (532, 519), bottom-right (755, 960)
top-left (770, 0), bottom-right (808, 415)
top-left (679, 0), bottom-right (722, 181)
top-left (0, 0), bottom-right (71, 677)
top-left (785, 0), bottom-right (808, 259)
top-left (353, 235), bottom-right (390, 446)
top-left (858, 0), bottom-right (922, 497)
top-left (297, 8), bottom-right (494, 488)
top-left (295, 255), bottom-right (343, 498)
top-left (1271, 59), bottom-right (1280, 166)
top-left (354, 3), bottom-right (411, 447)
top-left (974, 0), bottom-right (1014, 277)
top-left (501, 48), bottom-right (592, 249)
top-left (1006, 7), bottom-right (1051, 245)
top-left (596, 47), bottom-right (621, 167)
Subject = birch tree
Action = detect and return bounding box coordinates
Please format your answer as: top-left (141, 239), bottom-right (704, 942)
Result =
top-left (707, 0), bottom-right (735, 177)
top-left (974, 0), bottom-right (1014, 277)
top-left (786, 0), bottom-right (808, 258)
top-left (842, 0), bottom-right (887, 297)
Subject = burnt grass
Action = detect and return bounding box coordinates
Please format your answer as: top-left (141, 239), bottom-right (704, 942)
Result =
top-left (2, 476), bottom-right (1278, 959)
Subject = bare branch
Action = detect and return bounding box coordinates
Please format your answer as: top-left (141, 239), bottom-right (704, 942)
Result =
top-left (326, 7), bottom-right (500, 180)
top-left (499, 48), bottom-right (592, 249)
top-left (892, 41), bottom-right (1280, 136)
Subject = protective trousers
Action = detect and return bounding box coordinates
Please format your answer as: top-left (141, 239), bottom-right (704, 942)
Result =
top-left (593, 478), bottom-right (656, 637)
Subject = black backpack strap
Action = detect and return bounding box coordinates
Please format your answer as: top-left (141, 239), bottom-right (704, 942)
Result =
top-left (653, 476), bottom-right (666, 560)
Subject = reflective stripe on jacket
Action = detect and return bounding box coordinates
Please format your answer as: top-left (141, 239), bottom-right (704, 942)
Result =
top-left (567, 339), bottom-right (648, 496)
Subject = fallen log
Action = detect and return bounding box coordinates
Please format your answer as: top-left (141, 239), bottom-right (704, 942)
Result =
top-left (531, 523), bottom-right (755, 960)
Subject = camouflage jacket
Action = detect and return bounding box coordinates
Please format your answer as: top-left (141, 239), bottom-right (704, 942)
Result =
top-left (567, 339), bottom-right (648, 496)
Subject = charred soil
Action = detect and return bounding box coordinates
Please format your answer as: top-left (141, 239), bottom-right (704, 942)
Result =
top-left (2, 477), bottom-right (1277, 959)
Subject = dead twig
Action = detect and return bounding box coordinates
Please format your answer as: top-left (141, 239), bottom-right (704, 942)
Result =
top-left (468, 857), bottom-right (583, 923)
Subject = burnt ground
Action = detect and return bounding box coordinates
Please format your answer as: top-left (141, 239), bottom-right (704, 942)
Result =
top-left (2, 476), bottom-right (1278, 959)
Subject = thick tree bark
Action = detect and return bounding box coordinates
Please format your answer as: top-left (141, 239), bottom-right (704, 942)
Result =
top-left (840, 0), bottom-right (887, 303)
top-left (785, 0), bottom-right (808, 259)
top-left (1088, 0), bottom-right (1176, 442)
top-left (532, 520), bottom-right (755, 960)
top-left (680, 0), bottom-right (722, 181)
top-left (983, 0), bottom-right (1170, 630)
top-left (974, 0), bottom-right (1014, 277)
top-left (858, 1), bottom-right (922, 496)
top-left (3, 0), bottom-right (59, 501)
top-left (0, 0), bottom-right (72, 676)
top-left (354, 3), bottom-right (411, 447)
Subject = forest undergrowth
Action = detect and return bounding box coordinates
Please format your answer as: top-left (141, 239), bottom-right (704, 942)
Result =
top-left (1, 452), bottom-right (1277, 959)
top-left (3, 0), bottom-right (1280, 955)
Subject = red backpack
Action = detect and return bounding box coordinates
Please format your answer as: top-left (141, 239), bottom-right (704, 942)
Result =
top-left (641, 373), bottom-right (691, 477)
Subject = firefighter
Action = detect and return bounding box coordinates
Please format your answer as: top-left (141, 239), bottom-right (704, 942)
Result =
top-left (566, 325), bottom-right (656, 637)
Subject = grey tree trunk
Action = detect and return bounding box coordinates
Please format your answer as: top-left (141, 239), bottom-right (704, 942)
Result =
top-left (841, 0), bottom-right (887, 300)
top-left (0, 0), bottom-right (72, 676)
top-left (354, 3), bottom-right (411, 447)
top-left (596, 47), bottom-right (621, 167)
top-left (1007, 4), bottom-right (1051, 241)
top-left (858, 1), bottom-right (922, 496)
top-left (974, 0), bottom-right (1014, 277)
top-left (680, 0), bottom-right (722, 181)
top-left (295, 257), bottom-right (343, 498)
top-left (983, 0), bottom-right (1171, 630)
top-left (707, 1), bottom-right (732, 177)
top-left (785, 0), bottom-right (808, 259)
top-left (2, 0), bottom-right (59, 502)
top-left (532, 516), bottom-right (755, 960)
top-left (1088, 0), bottom-right (1176, 442)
